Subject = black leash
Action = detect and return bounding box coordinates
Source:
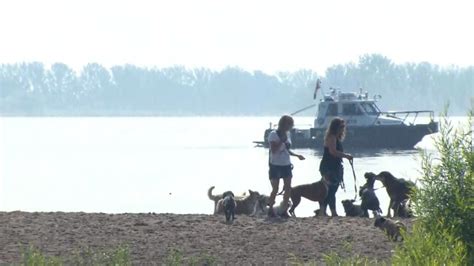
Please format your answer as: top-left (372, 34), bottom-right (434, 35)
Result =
top-left (349, 159), bottom-right (358, 201)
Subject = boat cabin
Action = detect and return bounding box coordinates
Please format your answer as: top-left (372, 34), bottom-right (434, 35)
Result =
top-left (315, 90), bottom-right (405, 128)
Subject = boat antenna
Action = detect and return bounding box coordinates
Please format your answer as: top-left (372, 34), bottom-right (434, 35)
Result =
top-left (290, 103), bottom-right (317, 116)
top-left (290, 78), bottom-right (321, 116)
top-left (313, 78), bottom-right (321, 100)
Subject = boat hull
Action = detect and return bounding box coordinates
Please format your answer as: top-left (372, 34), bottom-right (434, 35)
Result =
top-left (259, 122), bottom-right (438, 150)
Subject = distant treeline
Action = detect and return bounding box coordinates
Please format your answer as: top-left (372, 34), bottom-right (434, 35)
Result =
top-left (0, 54), bottom-right (472, 116)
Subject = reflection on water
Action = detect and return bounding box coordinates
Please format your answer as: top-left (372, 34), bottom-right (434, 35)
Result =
top-left (0, 116), bottom-right (468, 217)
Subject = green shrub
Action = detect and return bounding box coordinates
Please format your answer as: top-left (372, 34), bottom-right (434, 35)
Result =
top-left (21, 245), bottom-right (131, 266)
top-left (287, 242), bottom-right (383, 266)
top-left (164, 248), bottom-right (216, 266)
top-left (392, 223), bottom-right (467, 265)
top-left (72, 245), bottom-right (131, 265)
top-left (322, 252), bottom-right (382, 266)
top-left (287, 253), bottom-right (381, 266)
top-left (394, 112), bottom-right (473, 265)
top-left (164, 249), bottom-right (184, 266)
top-left (21, 246), bottom-right (62, 266)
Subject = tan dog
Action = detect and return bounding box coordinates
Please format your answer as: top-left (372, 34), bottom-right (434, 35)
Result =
top-left (288, 177), bottom-right (329, 217)
top-left (215, 190), bottom-right (261, 215)
top-left (251, 194), bottom-right (270, 216)
top-left (374, 216), bottom-right (406, 241)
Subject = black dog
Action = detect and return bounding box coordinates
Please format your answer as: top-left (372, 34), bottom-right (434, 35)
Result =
top-left (341, 199), bottom-right (364, 217)
top-left (359, 172), bottom-right (382, 217)
top-left (222, 191), bottom-right (236, 222)
top-left (375, 171), bottom-right (415, 217)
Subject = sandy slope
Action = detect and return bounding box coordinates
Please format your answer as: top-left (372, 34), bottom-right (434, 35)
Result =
top-left (0, 212), bottom-right (411, 264)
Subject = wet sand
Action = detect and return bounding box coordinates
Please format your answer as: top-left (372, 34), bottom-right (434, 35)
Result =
top-left (0, 212), bottom-right (411, 264)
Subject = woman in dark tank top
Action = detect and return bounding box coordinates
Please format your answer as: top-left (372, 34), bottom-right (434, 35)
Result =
top-left (319, 118), bottom-right (353, 216)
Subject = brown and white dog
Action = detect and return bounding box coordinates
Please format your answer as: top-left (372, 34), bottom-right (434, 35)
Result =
top-left (374, 216), bottom-right (406, 241)
top-left (253, 194), bottom-right (292, 217)
top-left (215, 190), bottom-right (261, 215)
top-left (253, 194), bottom-right (270, 216)
top-left (375, 171), bottom-right (415, 217)
top-left (288, 177), bottom-right (329, 217)
top-left (392, 199), bottom-right (413, 218)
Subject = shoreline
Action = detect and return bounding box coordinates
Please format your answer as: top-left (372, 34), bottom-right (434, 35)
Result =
top-left (0, 211), bottom-right (412, 264)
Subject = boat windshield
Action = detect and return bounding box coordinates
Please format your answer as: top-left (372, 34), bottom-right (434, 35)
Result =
top-left (342, 103), bottom-right (363, 115)
top-left (360, 102), bottom-right (379, 115)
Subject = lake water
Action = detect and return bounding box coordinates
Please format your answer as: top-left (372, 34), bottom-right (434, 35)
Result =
top-left (0, 116), bottom-right (469, 217)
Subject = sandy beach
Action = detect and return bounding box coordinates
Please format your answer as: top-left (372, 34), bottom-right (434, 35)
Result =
top-left (0, 212), bottom-right (412, 264)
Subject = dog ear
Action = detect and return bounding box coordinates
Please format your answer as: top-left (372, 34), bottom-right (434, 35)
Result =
top-left (378, 171), bottom-right (390, 178)
top-left (374, 216), bottom-right (386, 227)
top-left (365, 172), bottom-right (376, 179)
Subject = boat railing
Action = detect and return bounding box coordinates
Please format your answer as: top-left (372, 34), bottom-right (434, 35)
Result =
top-left (268, 122), bottom-right (313, 129)
top-left (373, 110), bottom-right (435, 125)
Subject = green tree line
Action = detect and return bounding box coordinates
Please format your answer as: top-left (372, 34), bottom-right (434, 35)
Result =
top-left (0, 54), bottom-right (472, 116)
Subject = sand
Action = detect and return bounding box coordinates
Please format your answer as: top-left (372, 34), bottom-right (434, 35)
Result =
top-left (0, 212), bottom-right (412, 264)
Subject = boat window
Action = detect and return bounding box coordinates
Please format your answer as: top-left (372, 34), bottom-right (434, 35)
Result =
top-left (326, 103), bottom-right (338, 116)
top-left (360, 102), bottom-right (379, 115)
top-left (342, 103), bottom-right (362, 116)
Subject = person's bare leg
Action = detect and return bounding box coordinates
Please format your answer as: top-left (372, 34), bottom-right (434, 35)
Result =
top-left (282, 177), bottom-right (292, 211)
top-left (268, 179), bottom-right (280, 216)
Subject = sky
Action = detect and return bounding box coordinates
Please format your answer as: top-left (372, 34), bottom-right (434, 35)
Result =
top-left (0, 0), bottom-right (473, 74)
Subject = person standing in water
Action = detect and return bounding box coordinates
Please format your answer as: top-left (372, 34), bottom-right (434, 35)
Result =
top-left (319, 117), bottom-right (353, 217)
top-left (267, 115), bottom-right (305, 217)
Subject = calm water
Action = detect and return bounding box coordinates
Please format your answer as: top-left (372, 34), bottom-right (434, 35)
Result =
top-left (0, 116), bottom-right (468, 217)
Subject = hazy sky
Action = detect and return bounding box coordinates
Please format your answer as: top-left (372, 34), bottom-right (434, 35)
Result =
top-left (0, 0), bottom-right (473, 73)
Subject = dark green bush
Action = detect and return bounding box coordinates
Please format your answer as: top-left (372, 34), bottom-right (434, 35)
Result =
top-left (395, 112), bottom-right (473, 265)
top-left (392, 223), bottom-right (467, 265)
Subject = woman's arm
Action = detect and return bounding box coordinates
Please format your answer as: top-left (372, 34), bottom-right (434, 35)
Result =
top-left (269, 131), bottom-right (287, 153)
top-left (270, 141), bottom-right (284, 153)
top-left (288, 150), bottom-right (305, 160)
top-left (326, 136), bottom-right (353, 160)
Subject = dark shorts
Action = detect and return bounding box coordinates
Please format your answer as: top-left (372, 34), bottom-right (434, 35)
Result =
top-left (269, 164), bottom-right (293, 180)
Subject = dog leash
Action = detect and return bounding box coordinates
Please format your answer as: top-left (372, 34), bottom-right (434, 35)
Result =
top-left (349, 159), bottom-right (358, 200)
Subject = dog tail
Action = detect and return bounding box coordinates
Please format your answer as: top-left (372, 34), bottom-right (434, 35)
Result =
top-left (208, 186), bottom-right (219, 201)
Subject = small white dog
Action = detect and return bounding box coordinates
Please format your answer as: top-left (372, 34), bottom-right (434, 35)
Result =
top-left (252, 195), bottom-right (291, 217)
